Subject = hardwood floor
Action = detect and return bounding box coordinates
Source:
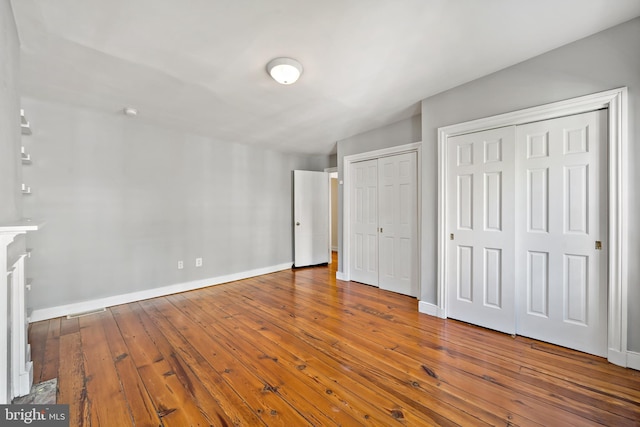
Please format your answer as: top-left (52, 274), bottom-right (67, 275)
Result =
top-left (29, 256), bottom-right (640, 426)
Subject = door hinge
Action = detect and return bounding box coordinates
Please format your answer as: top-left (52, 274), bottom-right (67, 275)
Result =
top-left (595, 240), bottom-right (602, 250)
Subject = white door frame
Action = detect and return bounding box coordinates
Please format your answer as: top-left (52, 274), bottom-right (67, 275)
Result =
top-left (342, 142), bottom-right (422, 289)
top-left (436, 88), bottom-right (629, 367)
top-left (325, 167), bottom-right (338, 264)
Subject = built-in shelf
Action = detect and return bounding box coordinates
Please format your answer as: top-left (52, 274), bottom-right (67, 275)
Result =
top-left (20, 109), bottom-right (31, 136)
top-left (21, 147), bottom-right (31, 164)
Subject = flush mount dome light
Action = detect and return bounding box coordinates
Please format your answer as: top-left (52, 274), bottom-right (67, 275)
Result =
top-left (266, 57), bottom-right (303, 85)
top-left (123, 107), bottom-right (138, 116)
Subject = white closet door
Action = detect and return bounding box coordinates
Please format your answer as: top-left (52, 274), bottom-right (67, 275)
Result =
top-left (350, 159), bottom-right (379, 285)
top-left (447, 126), bottom-right (516, 334)
top-left (379, 152), bottom-right (418, 297)
top-left (515, 110), bottom-right (607, 356)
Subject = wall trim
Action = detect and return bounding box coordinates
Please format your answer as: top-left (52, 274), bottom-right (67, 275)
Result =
top-left (436, 87), bottom-right (629, 367)
top-left (326, 167), bottom-right (339, 266)
top-left (341, 142), bottom-right (422, 293)
top-left (418, 301), bottom-right (445, 319)
top-left (29, 262), bottom-right (292, 322)
top-left (627, 351), bottom-right (640, 371)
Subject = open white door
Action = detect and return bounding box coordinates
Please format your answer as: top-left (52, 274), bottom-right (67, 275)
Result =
top-left (293, 170), bottom-right (329, 267)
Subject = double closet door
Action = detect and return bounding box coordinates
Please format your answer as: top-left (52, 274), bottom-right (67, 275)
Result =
top-left (447, 110), bottom-right (608, 357)
top-left (350, 152), bottom-right (418, 297)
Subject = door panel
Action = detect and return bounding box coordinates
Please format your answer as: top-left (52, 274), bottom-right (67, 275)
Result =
top-left (378, 152), bottom-right (418, 297)
top-left (515, 110), bottom-right (607, 357)
top-left (447, 126), bottom-right (516, 334)
top-left (293, 170), bottom-right (329, 267)
top-left (350, 160), bottom-right (378, 285)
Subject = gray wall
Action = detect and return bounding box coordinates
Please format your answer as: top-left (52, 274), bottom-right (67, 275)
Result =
top-left (0, 0), bottom-right (26, 265)
top-left (336, 115), bottom-right (423, 270)
top-left (337, 17), bottom-right (640, 352)
top-left (0, 0), bottom-right (21, 224)
top-left (22, 98), bottom-right (329, 311)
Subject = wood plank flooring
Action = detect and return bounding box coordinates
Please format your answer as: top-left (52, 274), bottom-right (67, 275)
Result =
top-left (29, 256), bottom-right (640, 426)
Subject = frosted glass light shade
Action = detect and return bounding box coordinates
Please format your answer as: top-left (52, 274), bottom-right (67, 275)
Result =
top-left (266, 57), bottom-right (303, 85)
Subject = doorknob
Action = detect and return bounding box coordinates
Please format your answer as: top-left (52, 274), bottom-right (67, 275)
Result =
top-left (296, 222), bottom-right (301, 226)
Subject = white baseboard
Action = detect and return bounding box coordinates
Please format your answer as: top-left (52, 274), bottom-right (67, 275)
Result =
top-left (627, 351), bottom-right (640, 371)
top-left (29, 262), bottom-right (292, 322)
top-left (608, 348), bottom-right (628, 368)
top-left (419, 301), bottom-right (445, 319)
top-left (335, 271), bottom-right (348, 281)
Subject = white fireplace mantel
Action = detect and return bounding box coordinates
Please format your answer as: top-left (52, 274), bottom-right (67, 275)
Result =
top-left (1, 219), bottom-right (41, 404)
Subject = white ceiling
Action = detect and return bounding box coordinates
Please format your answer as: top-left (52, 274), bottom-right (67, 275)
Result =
top-left (11, 0), bottom-right (640, 155)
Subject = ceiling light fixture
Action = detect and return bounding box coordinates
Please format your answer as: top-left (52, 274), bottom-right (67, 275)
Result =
top-left (123, 107), bottom-right (138, 116)
top-left (266, 57), bottom-right (303, 85)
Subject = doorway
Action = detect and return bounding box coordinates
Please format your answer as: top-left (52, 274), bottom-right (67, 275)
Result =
top-left (327, 168), bottom-right (338, 263)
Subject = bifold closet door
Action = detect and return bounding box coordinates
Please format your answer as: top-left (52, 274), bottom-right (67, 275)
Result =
top-left (515, 110), bottom-right (607, 357)
top-left (447, 126), bottom-right (516, 334)
top-left (350, 153), bottom-right (418, 297)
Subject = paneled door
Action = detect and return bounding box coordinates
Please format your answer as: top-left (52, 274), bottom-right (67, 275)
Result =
top-left (515, 110), bottom-right (607, 356)
top-left (350, 152), bottom-right (418, 297)
top-left (447, 126), bottom-right (516, 334)
top-left (350, 159), bottom-right (379, 285)
top-left (378, 152), bottom-right (418, 296)
top-left (446, 110), bottom-right (608, 356)
top-left (293, 170), bottom-right (329, 267)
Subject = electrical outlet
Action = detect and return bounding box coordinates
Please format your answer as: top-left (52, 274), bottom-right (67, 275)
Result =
top-left (195, 257), bottom-right (203, 267)
top-left (177, 260), bottom-right (184, 270)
